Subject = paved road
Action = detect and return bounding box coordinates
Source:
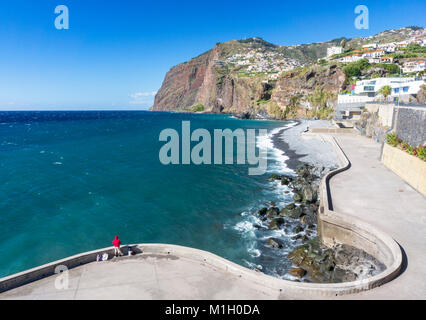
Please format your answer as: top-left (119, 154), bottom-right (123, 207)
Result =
top-left (330, 134), bottom-right (426, 300)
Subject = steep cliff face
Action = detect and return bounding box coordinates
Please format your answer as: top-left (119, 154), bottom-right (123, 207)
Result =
top-left (272, 64), bottom-right (346, 110)
top-left (152, 49), bottom-right (216, 111)
top-left (151, 39), bottom-right (346, 118)
top-left (153, 42), bottom-right (271, 114)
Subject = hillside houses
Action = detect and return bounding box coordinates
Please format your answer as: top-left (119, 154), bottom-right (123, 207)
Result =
top-left (225, 48), bottom-right (301, 75)
top-left (402, 59), bottom-right (426, 73)
top-left (327, 46), bottom-right (343, 58)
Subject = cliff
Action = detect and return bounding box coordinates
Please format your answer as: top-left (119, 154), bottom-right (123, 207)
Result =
top-left (151, 27), bottom-right (422, 119)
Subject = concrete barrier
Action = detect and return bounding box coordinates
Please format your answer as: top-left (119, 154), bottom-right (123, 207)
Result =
top-left (317, 135), bottom-right (402, 288)
top-left (382, 143), bottom-right (426, 196)
top-left (0, 137), bottom-right (403, 298)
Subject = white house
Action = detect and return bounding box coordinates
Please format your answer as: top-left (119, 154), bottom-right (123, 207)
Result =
top-left (362, 49), bottom-right (385, 59)
top-left (378, 43), bottom-right (396, 53)
top-left (327, 46), bottom-right (343, 58)
top-left (402, 60), bottom-right (426, 73)
top-left (354, 77), bottom-right (425, 102)
top-left (362, 43), bottom-right (378, 49)
top-left (339, 54), bottom-right (363, 63)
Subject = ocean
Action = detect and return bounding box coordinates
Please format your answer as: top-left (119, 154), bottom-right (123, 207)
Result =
top-left (0, 111), bottom-right (302, 279)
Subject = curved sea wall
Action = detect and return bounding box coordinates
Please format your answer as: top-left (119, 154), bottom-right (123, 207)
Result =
top-left (0, 135), bottom-right (402, 297)
top-left (316, 135), bottom-right (402, 290)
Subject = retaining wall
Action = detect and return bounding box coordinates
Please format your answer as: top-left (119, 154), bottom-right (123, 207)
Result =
top-left (364, 103), bottom-right (395, 128)
top-left (382, 143), bottom-right (426, 196)
top-left (395, 106), bottom-right (426, 147)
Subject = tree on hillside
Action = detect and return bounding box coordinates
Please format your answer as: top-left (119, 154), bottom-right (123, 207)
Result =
top-left (340, 39), bottom-right (347, 49)
top-left (307, 87), bottom-right (336, 119)
top-left (378, 85), bottom-right (392, 101)
top-left (286, 94), bottom-right (302, 118)
top-left (343, 59), bottom-right (370, 78)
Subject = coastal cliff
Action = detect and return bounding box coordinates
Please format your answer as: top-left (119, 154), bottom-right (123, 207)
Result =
top-left (151, 27), bottom-right (423, 119)
top-left (152, 38), bottom-right (346, 119)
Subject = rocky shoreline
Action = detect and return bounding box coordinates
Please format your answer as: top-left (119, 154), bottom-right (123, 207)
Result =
top-left (253, 120), bottom-right (385, 283)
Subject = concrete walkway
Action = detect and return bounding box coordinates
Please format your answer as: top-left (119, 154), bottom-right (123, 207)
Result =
top-left (330, 134), bottom-right (426, 299)
top-left (0, 253), bottom-right (283, 300)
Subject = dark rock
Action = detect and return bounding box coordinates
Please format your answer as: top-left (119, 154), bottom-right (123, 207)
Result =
top-left (301, 185), bottom-right (317, 203)
top-left (268, 174), bottom-right (282, 181)
top-left (301, 235), bottom-right (310, 242)
top-left (293, 192), bottom-right (303, 203)
top-left (289, 267), bottom-right (307, 278)
top-left (292, 234), bottom-right (303, 240)
top-left (288, 238), bottom-right (386, 283)
top-left (293, 225), bottom-right (304, 233)
top-left (300, 213), bottom-right (317, 225)
top-left (268, 218), bottom-right (284, 230)
top-left (281, 176), bottom-right (292, 185)
top-left (267, 238), bottom-right (284, 249)
top-left (280, 205), bottom-right (303, 219)
top-left (258, 208), bottom-right (268, 216)
top-left (266, 207), bottom-right (280, 218)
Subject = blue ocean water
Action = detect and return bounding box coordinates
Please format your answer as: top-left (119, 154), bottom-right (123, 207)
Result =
top-left (0, 111), bottom-right (300, 279)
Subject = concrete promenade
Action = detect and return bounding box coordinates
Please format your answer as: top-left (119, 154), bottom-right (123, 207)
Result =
top-left (0, 253), bottom-right (282, 300)
top-left (330, 134), bottom-right (426, 299)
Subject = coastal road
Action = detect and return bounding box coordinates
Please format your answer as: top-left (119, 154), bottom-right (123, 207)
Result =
top-left (330, 134), bottom-right (426, 299)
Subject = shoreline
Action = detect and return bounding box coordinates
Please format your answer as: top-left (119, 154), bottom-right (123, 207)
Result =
top-left (270, 120), bottom-right (305, 171)
top-left (266, 120), bottom-right (387, 283)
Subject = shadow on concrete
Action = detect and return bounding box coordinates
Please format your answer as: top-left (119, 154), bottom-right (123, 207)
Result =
top-left (397, 243), bottom-right (408, 276)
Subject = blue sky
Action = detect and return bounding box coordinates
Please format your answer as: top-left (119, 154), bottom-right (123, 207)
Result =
top-left (0, 0), bottom-right (425, 110)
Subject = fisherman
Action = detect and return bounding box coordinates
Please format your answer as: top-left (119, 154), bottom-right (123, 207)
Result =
top-left (112, 236), bottom-right (123, 257)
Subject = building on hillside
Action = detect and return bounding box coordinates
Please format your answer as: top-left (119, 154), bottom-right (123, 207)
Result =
top-left (381, 56), bottom-right (395, 64)
top-left (354, 77), bottom-right (424, 102)
top-left (339, 54), bottom-right (363, 63)
top-left (362, 49), bottom-right (385, 60)
top-left (367, 58), bottom-right (381, 64)
top-left (378, 43), bottom-right (397, 53)
top-left (395, 41), bottom-right (409, 48)
top-left (327, 46), bottom-right (343, 58)
top-left (362, 43), bottom-right (378, 49)
top-left (402, 60), bottom-right (426, 73)
top-left (269, 73), bottom-right (280, 80)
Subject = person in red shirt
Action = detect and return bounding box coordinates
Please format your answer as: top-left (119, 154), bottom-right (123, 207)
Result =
top-left (112, 236), bottom-right (123, 257)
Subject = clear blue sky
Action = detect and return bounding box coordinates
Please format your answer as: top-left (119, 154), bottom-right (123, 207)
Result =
top-left (0, 0), bottom-right (424, 110)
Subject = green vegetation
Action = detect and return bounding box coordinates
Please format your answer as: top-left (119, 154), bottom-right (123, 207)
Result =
top-left (378, 85), bottom-right (392, 100)
top-left (306, 86), bottom-right (336, 119)
top-left (386, 133), bottom-right (426, 161)
top-left (190, 103), bottom-right (204, 112)
top-left (343, 59), bottom-right (370, 77)
top-left (284, 94), bottom-right (302, 118)
top-left (267, 103), bottom-right (286, 120)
